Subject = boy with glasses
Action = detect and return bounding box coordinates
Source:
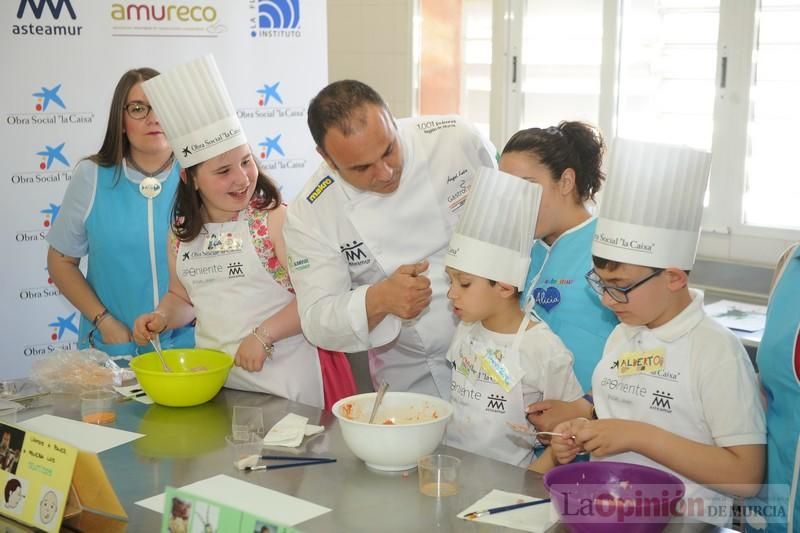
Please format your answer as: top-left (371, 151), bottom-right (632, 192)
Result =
top-left (549, 139), bottom-right (766, 527)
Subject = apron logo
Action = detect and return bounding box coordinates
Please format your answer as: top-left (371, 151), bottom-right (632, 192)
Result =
top-left (533, 286), bottom-right (561, 312)
top-left (306, 175), bottom-right (334, 203)
top-left (340, 241), bottom-right (370, 266)
top-left (227, 261), bottom-right (245, 278)
top-left (649, 390), bottom-right (673, 413)
top-left (485, 394), bottom-right (506, 413)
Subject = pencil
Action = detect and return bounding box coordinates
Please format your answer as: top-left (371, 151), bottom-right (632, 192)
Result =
top-left (465, 498), bottom-right (551, 520)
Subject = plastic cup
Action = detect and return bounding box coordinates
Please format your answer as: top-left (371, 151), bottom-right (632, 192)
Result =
top-left (80, 390), bottom-right (116, 424)
top-left (225, 434), bottom-right (263, 467)
top-left (232, 406), bottom-right (264, 441)
top-left (418, 454), bottom-right (460, 497)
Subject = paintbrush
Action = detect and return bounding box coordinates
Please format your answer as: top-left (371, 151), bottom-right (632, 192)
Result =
top-left (465, 498), bottom-right (551, 520)
top-left (244, 458), bottom-right (337, 472)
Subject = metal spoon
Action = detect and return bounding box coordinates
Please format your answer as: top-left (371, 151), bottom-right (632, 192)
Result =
top-left (368, 381), bottom-right (389, 424)
top-left (150, 337), bottom-right (172, 372)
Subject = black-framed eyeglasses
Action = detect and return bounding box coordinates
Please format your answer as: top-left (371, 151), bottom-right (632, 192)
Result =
top-left (585, 268), bottom-right (664, 304)
top-left (124, 102), bottom-right (153, 120)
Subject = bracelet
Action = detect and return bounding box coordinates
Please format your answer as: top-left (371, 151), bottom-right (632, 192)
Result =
top-left (93, 309), bottom-right (109, 327)
top-left (251, 327), bottom-right (274, 359)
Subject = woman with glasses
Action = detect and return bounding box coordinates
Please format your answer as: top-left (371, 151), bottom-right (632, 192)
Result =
top-left (499, 122), bottom-right (618, 434)
top-left (46, 68), bottom-right (194, 360)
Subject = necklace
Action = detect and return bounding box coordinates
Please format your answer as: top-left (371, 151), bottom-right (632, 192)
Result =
top-left (127, 153), bottom-right (174, 177)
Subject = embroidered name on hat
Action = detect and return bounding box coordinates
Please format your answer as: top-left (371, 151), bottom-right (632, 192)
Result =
top-left (306, 176), bottom-right (334, 203)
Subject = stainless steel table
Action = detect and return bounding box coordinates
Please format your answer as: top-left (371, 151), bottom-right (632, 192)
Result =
top-left (18, 389), bottom-right (732, 532)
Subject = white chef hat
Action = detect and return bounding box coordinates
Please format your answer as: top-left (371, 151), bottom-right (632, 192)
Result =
top-left (593, 138), bottom-right (712, 270)
top-left (445, 167), bottom-right (542, 288)
top-left (142, 54), bottom-right (246, 168)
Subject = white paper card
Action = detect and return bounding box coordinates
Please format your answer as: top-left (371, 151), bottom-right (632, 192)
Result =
top-left (704, 299), bottom-right (767, 332)
top-left (18, 414), bottom-right (143, 453)
top-left (135, 474), bottom-right (330, 526)
top-left (457, 489), bottom-right (557, 532)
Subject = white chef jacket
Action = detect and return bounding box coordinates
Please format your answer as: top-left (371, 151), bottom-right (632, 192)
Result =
top-left (592, 289), bottom-right (766, 527)
top-left (283, 115), bottom-right (497, 398)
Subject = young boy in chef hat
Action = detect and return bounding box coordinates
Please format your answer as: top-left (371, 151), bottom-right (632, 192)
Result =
top-left (550, 139), bottom-right (766, 526)
top-left (443, 168), bottom-right (583, 468)
top-left (131, 55), bottom-right (355, 409)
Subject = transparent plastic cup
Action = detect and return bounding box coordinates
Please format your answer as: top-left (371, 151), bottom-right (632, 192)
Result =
top-left (225, 434), bottom-right (263, 468)
top-left (232, 406), bottom-right (264, 441)
top-left (418, 454), bottom-right (460, 497)
top-left (80, 390), bottom-right (116, 424)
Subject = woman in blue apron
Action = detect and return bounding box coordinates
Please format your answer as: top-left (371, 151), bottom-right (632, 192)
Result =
top-left (47, 68), bottom-right (194, 362)
top-left (746, 244), bottom-right (800, 532)
top-left (498, 122), bottom-right (617, 431)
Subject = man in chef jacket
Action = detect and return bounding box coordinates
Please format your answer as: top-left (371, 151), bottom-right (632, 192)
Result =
top-left (283, 80), bottom-right (497, 398)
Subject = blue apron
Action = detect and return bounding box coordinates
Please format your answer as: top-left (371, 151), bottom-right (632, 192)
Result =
top-left (521, 218), bottom-right (617, 390)
top-left (80, 164), bottom-right (194, 360)
top-left (746, 245), bottom-right (800, 532)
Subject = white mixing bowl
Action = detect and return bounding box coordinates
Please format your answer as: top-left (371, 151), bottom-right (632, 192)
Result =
top-left (332, 392), bottom-right (453, 471)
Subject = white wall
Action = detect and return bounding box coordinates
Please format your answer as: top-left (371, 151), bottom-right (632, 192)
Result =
top-left (327, 0), bottom-right (416, 118)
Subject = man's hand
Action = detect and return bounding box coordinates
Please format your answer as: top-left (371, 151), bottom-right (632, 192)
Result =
top-left (367, 261), bottom-right (432, 328)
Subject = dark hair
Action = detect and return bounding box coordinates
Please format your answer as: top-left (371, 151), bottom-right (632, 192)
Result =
top-left (172, 156), bottom-right (281, 242)
top-left (88, 67), bottom-right (161, 182)
top-left (307, 80), bottom-right (389, 150)
top-left (4, 478), bottom-right (21, 502)
top-left (591, 255), bottom-right (690, 275)
top-left (502, 121), bottom-right (605, 202)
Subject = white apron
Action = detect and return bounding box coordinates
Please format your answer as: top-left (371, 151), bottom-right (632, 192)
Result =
top-left (445, 320), bottom-right (534, 466)
top-left (593, 332), bottom-right (731, 526)
top-left (345, 164), bottom-right (455, 398)
top-left (178, 216), bottom-right (323, 408)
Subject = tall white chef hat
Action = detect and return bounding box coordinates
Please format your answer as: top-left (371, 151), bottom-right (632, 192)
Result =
top-left (592, 138), bottom-right (712, 270)
top-left (142, 54), bottom-right (246, 168)
top-left (445, 167), bottom-right (542, 288)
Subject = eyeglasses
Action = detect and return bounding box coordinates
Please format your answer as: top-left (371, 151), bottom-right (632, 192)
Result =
top-left (124, 102), bottom-right (153, 120)
top-left (585, 268), bottom-right (664, 304)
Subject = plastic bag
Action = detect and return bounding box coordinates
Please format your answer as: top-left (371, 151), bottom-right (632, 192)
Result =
top-left (30, 349), bottom-right (134, 393)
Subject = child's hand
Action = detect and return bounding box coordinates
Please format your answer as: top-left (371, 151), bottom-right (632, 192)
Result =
top-left (235, 334), bottom-right (270, 372)
top-left (551, 418), bottom-right (590, 464)
top-left (526, 399), bottom-right (589, 443)
top-left (574, 419), bottom-right (640, 457)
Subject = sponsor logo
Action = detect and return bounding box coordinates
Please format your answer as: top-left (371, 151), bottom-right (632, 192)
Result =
top-left (486, 394), bottom-right (506, 413)
top-left (599, 377), bottom-right (647, 398)
top-left (48, 312), bottom-right (78, 341)
top-left (288, 255), bottom-right (310, 272)
top-left (12, 0), bottom-right (83, 37)
top-left (650, 390), bottom-right (673, 413)
top-left (237, 82), bottom-right (304, 121)
top-left (258, 134), bottom-right (284, 159)
top-left (447, 179), bottom-right (469, 212)
top-left (340, 241), bottom-right (370, 267)
top-left (182, 128), bottom-right (241, 159)
top-left (306, 176), bottom-right (333, 204)
top-left (35, 142), bottom-right (69, 170)
top-left (181, 263), bottom-right (224, 278)
top-left (417, 118), bottom-right (457, 134)
top-left (253, 133), bottom-right (306, 171)
top-left (109, 2), bottom-right (224, 37)
top-left (227, 261), bottom-right (245, 278)
top-left (15, 203), bottom-right (59, 243)
top-left (18, 267), bottom-right (61, 301)
top-left (257, 82), bottom-right (282, 106)
top-left (250, 0), bottom-right (301, 38)
top-left (5, 83), bottom-right (94, 129)
top-left (593, 233), bottom-right (656, 255)
top-left (450, 381), bottom-right (482, 401)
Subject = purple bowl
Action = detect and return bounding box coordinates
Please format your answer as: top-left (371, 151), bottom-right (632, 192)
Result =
top-left (543, 461), bottom-right (685, 533)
